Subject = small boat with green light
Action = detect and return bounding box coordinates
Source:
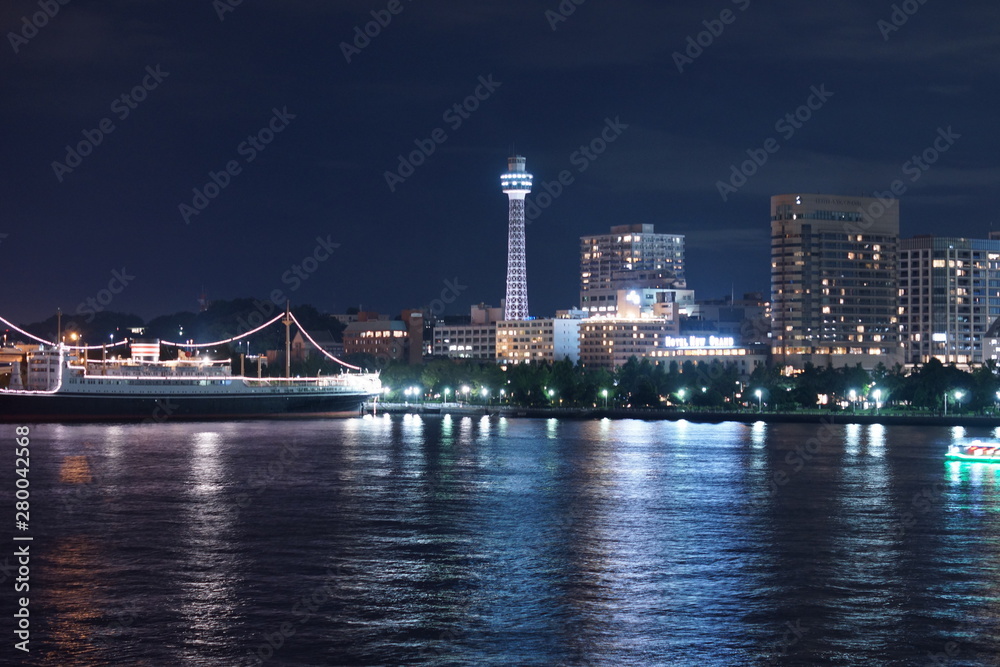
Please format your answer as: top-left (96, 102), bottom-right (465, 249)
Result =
top-left (946, 441), bottom-right (1000, 463)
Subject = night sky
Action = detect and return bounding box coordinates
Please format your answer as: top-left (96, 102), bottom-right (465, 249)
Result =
top-left (3, 0), bottom-right (998, 325)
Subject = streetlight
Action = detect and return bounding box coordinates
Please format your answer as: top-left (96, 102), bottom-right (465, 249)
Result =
top-left (547, 388), bottom-right (555, 405)
top-left (849, 389), bottom-right (856, 413)
top-left (873, 388), bottom-right (882, 415)
top-left (461, 385), bottom-right (470, 405)
top-left (601, 388), bottom-right (609, 408)
top-left (481, 387), bottom-right (490, 405)
top-left (944, 389), bottom-right (964, 416)
top-left (755, 388), bottom-right (763, 413)
top-left (677, 388), bottom-right (686, 405)
top-left (69, 332), bottom-right (83, 365)
top-left (443, 387), bottom-right (451, 404)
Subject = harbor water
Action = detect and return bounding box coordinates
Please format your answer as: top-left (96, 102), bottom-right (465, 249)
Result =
top-left (5, 416), bottom-right (1000, 666)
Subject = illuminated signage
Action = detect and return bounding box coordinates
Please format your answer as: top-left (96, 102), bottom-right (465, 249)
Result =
top-left (663, 335), bottom-right (736, 348)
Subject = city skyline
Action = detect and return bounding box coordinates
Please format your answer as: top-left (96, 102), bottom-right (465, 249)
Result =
top-left (2, 1), bottom-right (999, 324)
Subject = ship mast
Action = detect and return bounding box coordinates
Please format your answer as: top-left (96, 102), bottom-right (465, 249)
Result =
top-left (283, 301), bottom-right (292, 378)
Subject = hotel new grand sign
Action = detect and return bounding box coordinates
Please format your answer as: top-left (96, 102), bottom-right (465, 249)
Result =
top-left (663, 336), bottom-right (736, 349)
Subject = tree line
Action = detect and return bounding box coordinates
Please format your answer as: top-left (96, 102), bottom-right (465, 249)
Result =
top-left (380, 356), bottom-right (1000, 414)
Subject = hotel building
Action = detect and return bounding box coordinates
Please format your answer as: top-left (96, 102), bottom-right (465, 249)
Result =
top-left (580, 224), bottom-right (685, 315)
top-left (578, 319), bottom-right (674, 369)
top-left (771, 193), bottom-right (901, 369)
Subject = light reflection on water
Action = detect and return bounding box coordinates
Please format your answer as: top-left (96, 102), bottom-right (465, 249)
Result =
top-left (14, 418), bottom-right (1000, 665)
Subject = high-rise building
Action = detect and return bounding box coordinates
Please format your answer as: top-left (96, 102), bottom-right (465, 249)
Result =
top-left (501, 156), bottom-right (532, 320)
top-left (900, 235), bottom-right (1000, 365)
top-left (580, 224), bottom-right (685, 315)
top-left (770, 194), bottom-right (901, 369)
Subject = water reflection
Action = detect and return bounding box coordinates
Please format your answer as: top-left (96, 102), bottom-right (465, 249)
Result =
top-left (845, 423), bottom-right (861, 458)
top-left (867, 424), bottom-right (886, 458)
top-left (19, 419), bottom-right (1000, 665)
top-left (177, 429), bottom-right (241, 663)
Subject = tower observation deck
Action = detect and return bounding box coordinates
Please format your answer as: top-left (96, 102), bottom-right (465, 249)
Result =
top-left (501, 155), bottom-right (533, 320)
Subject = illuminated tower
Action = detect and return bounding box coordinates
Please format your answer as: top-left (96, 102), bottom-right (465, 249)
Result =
top-left (501, 155), bottom-right (533, 320)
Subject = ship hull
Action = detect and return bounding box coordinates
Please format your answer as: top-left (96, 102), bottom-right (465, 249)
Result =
top-left (0, 391), bottom-right (374, 423)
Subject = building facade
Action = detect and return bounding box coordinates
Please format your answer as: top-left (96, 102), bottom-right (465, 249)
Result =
top-left (645, 338), bottom-right (769, 379)
top-left (900, 235), bottom-right (1000, 365)
top-left (580, 224), bottom-right (685, 316)
top-left (290, 330), bottom-right (342, 363)
top-left (578, 319), bottom-right (673, 369)
top-left (770, 193), bottom-right (901, 369)
top-left (431, 304), bottom-right (503, 360)
top-left (433, 324), bottom-right (497, 359)
top-left (343, 321), bottom-right (409, 362)
top-left (496, 318), bottom-right (581, 365)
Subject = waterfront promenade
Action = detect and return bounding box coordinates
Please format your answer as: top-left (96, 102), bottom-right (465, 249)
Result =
top-left (366, 401), bottom-right (1000, 428)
